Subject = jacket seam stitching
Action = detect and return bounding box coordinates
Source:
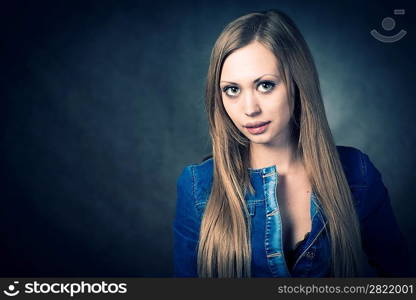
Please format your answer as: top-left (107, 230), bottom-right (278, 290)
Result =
top-left (359, 151), bottom-right (369, 187)
top-left (190, 165), bottom-right (198, 216)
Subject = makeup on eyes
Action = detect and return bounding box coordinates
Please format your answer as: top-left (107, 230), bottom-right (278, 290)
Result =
top-left (220, 74), bottom-right (280, 95)
top-left (221, 80), bottom-right (277, 97)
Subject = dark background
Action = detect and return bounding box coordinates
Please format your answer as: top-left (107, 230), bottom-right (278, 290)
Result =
top-left (0, 0), bottom-right (414, 277)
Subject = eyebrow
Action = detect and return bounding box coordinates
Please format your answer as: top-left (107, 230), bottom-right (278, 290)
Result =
top-left (220, 74), bottom-right (280, 85)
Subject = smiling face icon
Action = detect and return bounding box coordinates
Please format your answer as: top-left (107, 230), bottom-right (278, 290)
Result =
top-left (3, 281), bottom-right (20, 297)
top-left (371, 9), bottom-right (407, 43)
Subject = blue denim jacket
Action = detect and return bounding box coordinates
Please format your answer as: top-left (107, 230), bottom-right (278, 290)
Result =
top-left (173, 145), bottom-right (411, 277)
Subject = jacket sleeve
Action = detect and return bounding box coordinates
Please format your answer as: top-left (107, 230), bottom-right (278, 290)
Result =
top-left (172, 165), bottom-right (200, 277)
top-left (359, 152), bottom-right (412, 277)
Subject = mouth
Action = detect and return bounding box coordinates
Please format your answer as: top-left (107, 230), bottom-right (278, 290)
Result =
top-left (245, 121), bottom-right (271, 135)
top-left (244, 121), bottom-right (271, 128)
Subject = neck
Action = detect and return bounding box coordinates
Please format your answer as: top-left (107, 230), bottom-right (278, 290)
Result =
top-left (249, 130), bottom-right (299, 175)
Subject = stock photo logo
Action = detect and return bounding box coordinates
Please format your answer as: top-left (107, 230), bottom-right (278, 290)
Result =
top-left (3, 281), bottom-right (20, 297)
top-left (370, 9), bottom-right (407, 43)
top-left (2, 280), bottom-right (128, 297)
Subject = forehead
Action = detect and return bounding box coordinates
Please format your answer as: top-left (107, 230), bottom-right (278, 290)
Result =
top-left (220, 41), bottom-right (279, 81)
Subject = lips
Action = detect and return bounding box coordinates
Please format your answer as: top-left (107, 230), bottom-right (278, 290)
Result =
top-left (244, 121), bottom-right (271, 128)
top-left (245, 121), bottom-right (270, 135)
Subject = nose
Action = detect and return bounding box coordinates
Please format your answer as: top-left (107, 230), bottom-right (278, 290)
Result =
top-left (243, 90), bottom-right (261, 117)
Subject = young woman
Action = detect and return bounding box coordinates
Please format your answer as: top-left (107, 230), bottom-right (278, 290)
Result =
top-left (173, 9), bottom-right (411, 278)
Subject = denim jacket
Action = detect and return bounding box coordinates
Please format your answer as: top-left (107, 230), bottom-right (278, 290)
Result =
top-left (173, 145), bottom-right (411, 277)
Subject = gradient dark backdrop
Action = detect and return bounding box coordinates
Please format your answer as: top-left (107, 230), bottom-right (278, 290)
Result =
top-left (0, 0), bottom-right (415, 276)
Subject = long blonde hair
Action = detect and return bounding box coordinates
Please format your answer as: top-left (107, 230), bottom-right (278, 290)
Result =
top-left (198, 9), bottom-right (365, 277)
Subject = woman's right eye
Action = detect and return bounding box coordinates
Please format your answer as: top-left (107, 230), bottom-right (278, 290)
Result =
top-left (222, 86), bottom-right (240, 97)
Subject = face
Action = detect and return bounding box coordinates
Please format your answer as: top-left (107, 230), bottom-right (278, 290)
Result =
top-left (220, 41), bottom-right (292, 147)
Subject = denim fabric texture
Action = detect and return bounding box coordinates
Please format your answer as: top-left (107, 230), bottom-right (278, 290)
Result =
top-left (173, 145), bottom-right (411, 277)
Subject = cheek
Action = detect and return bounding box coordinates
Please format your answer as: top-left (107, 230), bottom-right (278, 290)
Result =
top-left (269, 86), bottom-right (290, 117)
top-left (222, 102), bottom-right (240, 124)
top-left (266, 100), bottom-right (290, 118)
top-left (264, 99), bottom-right (292, 130)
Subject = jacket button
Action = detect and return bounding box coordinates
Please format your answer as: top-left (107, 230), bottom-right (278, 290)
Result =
top-left (305, 251), bottom-right (315, 259)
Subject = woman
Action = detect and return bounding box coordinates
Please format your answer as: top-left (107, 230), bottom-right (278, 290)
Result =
top-left (173, 9), bottom-right (411, 278)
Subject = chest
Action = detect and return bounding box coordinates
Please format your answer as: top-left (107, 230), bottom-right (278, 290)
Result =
top-left (276, 171), bottom-right (312, 252)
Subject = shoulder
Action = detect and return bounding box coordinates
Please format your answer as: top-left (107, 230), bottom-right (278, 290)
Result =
top-left (177, 156), bottom-right (213, 188)
top-left (336, 145), bottom-right (365, 186)
top-left (336, 145), bottom-right (388, 220)
top-left (177, 157), bottom-right (214, 211)
top-left (336, 145), bottom-right (382, 188)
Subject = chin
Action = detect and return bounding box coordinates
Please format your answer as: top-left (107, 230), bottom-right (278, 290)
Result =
top-left (249, 136), bottom-right (272, 144)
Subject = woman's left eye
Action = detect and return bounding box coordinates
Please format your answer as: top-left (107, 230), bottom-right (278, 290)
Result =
top-left (257, 81), bottom-right (276, 93)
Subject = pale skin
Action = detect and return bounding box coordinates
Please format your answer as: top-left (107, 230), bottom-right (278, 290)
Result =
top-left (220, 41), bottom-right (312, 258)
